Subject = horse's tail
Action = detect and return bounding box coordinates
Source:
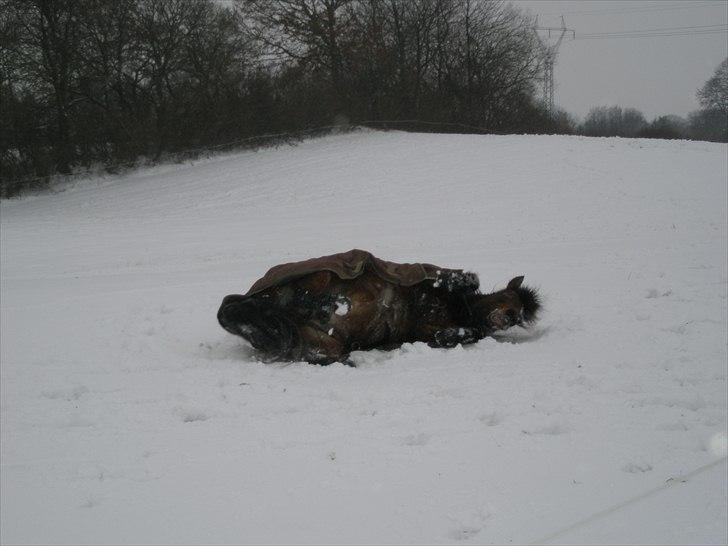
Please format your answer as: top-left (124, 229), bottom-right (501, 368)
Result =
top-left (217, 294), bottom-right (300, 360)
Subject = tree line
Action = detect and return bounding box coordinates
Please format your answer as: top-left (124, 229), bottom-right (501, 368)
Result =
top-left (1, 1), bottom-right (726, 197)
top-left (577, 59), bottom-right (727, 141)
top-left (1, 0), bottom-right (558, 196)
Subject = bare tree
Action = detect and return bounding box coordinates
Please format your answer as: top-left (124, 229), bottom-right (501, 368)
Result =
top-left (239, 0), bottom-right (357, 113)
top-left (3, 0), bottom-right (555, 196)
top-left (4, 0), bottom-right (83, 173)
top-left (74, 0), bottom-right (142, 159)
top-left (580, 106), bottom-right (647, 138)
top-left (688, 58), bottom-right (728, 142)
top-left (697, 58), bottom-right (728, 115)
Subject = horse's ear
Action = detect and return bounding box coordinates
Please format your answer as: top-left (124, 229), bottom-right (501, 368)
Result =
top-left (507, 276), bottom-right (524, 290)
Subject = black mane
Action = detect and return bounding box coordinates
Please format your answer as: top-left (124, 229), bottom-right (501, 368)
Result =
top-left (517, 286), bottom-right (541, 322)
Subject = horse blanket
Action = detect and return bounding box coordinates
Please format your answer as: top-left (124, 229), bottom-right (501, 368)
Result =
top-left (245, 249), bottom-right (461, 296)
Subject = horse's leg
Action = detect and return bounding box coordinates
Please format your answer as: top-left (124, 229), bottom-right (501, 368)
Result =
top-left (217, 295), bottom-right (299, 359)
top-left (429, 327), bottom-right (482, 348)
top-left (297, 325), bottom-right (349, 365)
top-left (433, 270), bottom-right (480, 294)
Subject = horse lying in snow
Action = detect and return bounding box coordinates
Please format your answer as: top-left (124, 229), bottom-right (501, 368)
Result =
top-left (218, 249), bottom-right (541, 365)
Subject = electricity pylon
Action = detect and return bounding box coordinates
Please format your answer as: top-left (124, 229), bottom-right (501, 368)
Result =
top-left (532, 16), bottom-right (575, 117)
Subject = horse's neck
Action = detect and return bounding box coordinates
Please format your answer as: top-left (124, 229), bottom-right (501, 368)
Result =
top-left (461, 293), bottom-right (488, 326)
top-left (465, 292), bottom-right (500, 323)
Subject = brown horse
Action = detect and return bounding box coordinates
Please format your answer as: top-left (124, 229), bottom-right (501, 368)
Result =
top-left (218, 251), bottom-right (540, 365)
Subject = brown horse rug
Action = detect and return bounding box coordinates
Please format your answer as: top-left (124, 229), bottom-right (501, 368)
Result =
top-left (246, 248), bottom-right (460, 295)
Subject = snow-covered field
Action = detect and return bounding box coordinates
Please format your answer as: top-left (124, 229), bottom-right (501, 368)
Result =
top-left (1, 130), bottom-right (726, 545)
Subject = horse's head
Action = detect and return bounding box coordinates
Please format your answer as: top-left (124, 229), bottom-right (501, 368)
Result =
top-left (471, 276), bottom-right (541, 333)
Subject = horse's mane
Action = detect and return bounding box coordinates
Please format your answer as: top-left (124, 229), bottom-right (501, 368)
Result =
top-left (517, 286), bottom-right (541, 322)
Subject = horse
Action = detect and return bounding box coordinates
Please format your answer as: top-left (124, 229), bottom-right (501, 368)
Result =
top-left (217, 250), bottom-right (541, 365)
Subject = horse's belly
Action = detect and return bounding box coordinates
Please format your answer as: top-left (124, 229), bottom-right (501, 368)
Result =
top-left (327, 281), bottom-right (409, 347)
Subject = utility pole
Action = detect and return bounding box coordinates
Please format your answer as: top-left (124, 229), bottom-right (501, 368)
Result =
top-left (532, 16), bottom-right (575, 117)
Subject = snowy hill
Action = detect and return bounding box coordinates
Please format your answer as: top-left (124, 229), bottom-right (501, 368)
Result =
top-left (1, 130), bottom-right (726, 545)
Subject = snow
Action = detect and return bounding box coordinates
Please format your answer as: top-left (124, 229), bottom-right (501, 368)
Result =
top-left (334, 297), bottom-right (350, 316)
top-left (710, 431), bottom-right (728, 457)
top-left (1, 130), bottom-right (726, 545)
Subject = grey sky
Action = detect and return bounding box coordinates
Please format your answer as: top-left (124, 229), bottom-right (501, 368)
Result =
top-left (512, 0), bottom-right (728, 120)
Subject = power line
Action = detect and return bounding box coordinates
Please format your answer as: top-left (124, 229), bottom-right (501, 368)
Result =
top-left (575, 29), bottom-right (728, 40)
top-left (537, 1), bottom-right (726, 17)
top-left (580, 23), bottom-right (728, 36)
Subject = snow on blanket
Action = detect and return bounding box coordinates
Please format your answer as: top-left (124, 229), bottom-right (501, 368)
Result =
top-left (1, 131), bottom-right (726, 545)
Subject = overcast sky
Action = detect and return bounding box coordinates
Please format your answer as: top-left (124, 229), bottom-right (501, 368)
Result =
top-left (511, 0), bottom-right (728, 120)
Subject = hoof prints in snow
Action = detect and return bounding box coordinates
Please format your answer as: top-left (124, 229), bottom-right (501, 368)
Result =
top-left (645, 288), bottom-right (672, 299)
top-left (478, 412), bottom-right (503, 426)
top-left (181, 411), bottom-right (210, 423)
top-left (449, 525), bottom-right (482, 541)
top-left (521, 423), bottom-right (570, 436)
top-left (41, 385), bottom-right (89, 401)
top-left (79, 497), bottom-right (101, 509)
top-left (402, 433), bottom-right (430, 446)
top-left (448, 507), bottom-right (492, 542)
top-left (622, 462), bottom-right (653, 473)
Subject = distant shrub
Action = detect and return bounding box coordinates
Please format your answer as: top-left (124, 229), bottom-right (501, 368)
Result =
top-left (637, 115), bottom-right (688, 140)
